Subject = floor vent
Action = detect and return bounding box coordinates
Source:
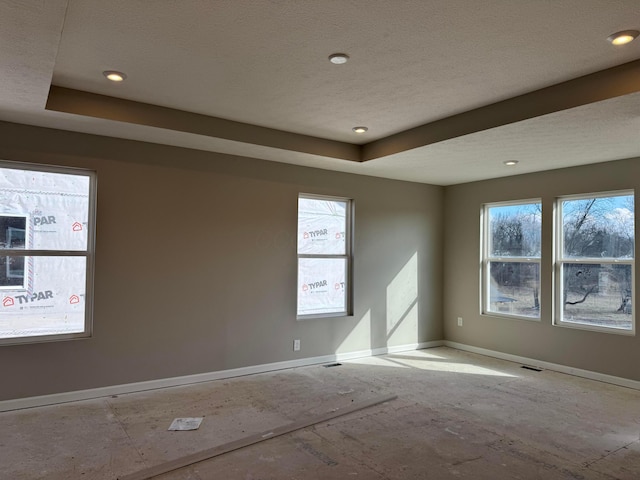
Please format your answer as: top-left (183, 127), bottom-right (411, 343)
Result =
top-left (323, 363), bottom-right (342, 368)
top-left (521, 365), bottom-right (543, 372)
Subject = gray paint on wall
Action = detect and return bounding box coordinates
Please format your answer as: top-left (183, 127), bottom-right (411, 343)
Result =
top-left (443, 157), bottom-right (640, 381)
top-left (0, 122), bottom-right (443, 401)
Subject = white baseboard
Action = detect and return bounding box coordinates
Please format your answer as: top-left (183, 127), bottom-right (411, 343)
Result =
top-left (444, 341), bottom-right (640, 391)
top-left (5, 339), bottom-right (636, 412)
top-left (0, 340), bottom-right (443, 412)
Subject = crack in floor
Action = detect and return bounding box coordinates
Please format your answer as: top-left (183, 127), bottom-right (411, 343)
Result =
top-left (451, 455), bottom-right (483, 466)
top-left (582, 438), bottom-right (640, 468)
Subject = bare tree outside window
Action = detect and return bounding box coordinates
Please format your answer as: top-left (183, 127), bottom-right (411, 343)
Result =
top-left (557, 192), bottom-right (634, 332)
top-left (483, 201), bottom-right (541, 318)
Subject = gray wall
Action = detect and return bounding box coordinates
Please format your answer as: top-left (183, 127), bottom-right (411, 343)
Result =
top-left (443, 157), bottom-right (640, 381)
top-left (0, 122), bottom-right (443, 401)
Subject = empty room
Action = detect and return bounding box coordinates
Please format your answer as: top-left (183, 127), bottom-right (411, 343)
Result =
top-left (1, 1), bottom-right (640, 479)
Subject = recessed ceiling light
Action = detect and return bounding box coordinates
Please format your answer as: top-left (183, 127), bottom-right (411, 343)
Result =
top-left (103, 70), bottom-right (127, 82)
top-left (352, 126), bottom-right (368, 133)
top-left (503, 160), bottom-right (519, 166)
top-left (607, 30), bottom-right (639, 46)
top-left (329, 53), bottom-right (349, 65)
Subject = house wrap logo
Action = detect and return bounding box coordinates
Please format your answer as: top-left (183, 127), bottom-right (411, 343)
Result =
top-left (72, 222), bottom-right (83, 232)
top-left (302, 280), bottom-right (328, 293)
top-left (2, 291), bottom-right (53, 307)
top-left (14, 290), bottom-right (54, 304)
top-left (33, 215), bottom-right (56, 226)
top-left (31, 210), bottom-right (57, 232)
top-left (69, 295), bottom-right (80, 304)
top-left (304, 229), bottom-right (328, 240)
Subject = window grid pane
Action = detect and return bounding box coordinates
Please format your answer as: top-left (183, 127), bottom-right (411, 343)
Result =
top-left (561, 263), bottom-right (632, 330)
top-left (297, 257), bottom-right (347, 316)
top-left (562, 195), bottom-right (634, 260)
top-left (488, 203), bottom-right (541, 258)
top-left (0, 256), bottom-right (88, 339)
top-left (297, 198), bottom-right (347, 255)
top-left (487, 261), bottom-right (540, 318)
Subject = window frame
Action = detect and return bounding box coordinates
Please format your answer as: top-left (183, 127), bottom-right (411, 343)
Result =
top-left (554, 190), bottom-right (635, 335)
top-left (481, 199), bottom-right (542, 321)
top-left (0, 214), bottom-right (28, 289)
top-left (0, 160), bottom-right (97, 346)
top-left (296, 193), bottom-right (353, 320)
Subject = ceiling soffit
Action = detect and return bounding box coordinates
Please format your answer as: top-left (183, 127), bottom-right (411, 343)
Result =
top-left (46, 59), bottom-right (640, 163)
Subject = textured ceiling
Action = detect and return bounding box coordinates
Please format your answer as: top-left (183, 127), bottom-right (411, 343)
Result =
top-left (0, 0), bottom-right (639, 185)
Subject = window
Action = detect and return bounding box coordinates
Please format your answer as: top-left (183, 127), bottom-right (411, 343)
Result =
top-left (482, 201), bottom-right (542, 319)
top-left (0, 162), bottom-right (96, 345)
top-left (297, 194), bottom-right (352, 318)
top-left (556, 191), bottom-right (634, 333)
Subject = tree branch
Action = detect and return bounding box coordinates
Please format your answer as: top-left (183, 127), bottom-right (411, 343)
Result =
top-left (565, 285), bottom-right (597, 305)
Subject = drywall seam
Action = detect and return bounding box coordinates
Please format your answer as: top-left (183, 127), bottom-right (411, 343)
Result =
top-left (119, 394), bottom-right (398, 480)
top-left (445, 341), bottom-right (640, 391)
top-left (0, 341), bottom-right (442, 412)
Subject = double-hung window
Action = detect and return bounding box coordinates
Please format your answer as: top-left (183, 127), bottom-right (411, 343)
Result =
top-left (297, 194), bottom-right (352, 318)
top-left (0, 162), bottom-right (96, 345)
top-left (482, 200), bottom-right (542, 319)
top-left (556, 191), bottom-right (634, 333)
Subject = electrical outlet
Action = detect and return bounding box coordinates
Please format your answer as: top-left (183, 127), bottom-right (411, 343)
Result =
top-left (457, 317), bottom-right (463, 327)
top-left (293, 339), bottom-right (301, 351)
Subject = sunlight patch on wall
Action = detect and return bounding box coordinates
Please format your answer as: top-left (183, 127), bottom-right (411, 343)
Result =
top-left (388, 302), bottom-right (418, 346)
top-left (386, 252), bottom-right (418, 344)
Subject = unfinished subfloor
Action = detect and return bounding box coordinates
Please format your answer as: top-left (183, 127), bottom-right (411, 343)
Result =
top-left (2, 346), bottom-right (640, 479)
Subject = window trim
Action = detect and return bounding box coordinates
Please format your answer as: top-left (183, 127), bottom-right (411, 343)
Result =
top-left (0, 160), bottom-right (97, 346)
top-left (296, 193), bottom-right (353, 320)
top-left (481, 199), bottom-right (542, 321)
top-left (554, 190), bottom-right (635, 335)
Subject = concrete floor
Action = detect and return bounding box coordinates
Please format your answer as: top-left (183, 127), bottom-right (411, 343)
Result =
top-left (2, 347), bottom-right (640, 479)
